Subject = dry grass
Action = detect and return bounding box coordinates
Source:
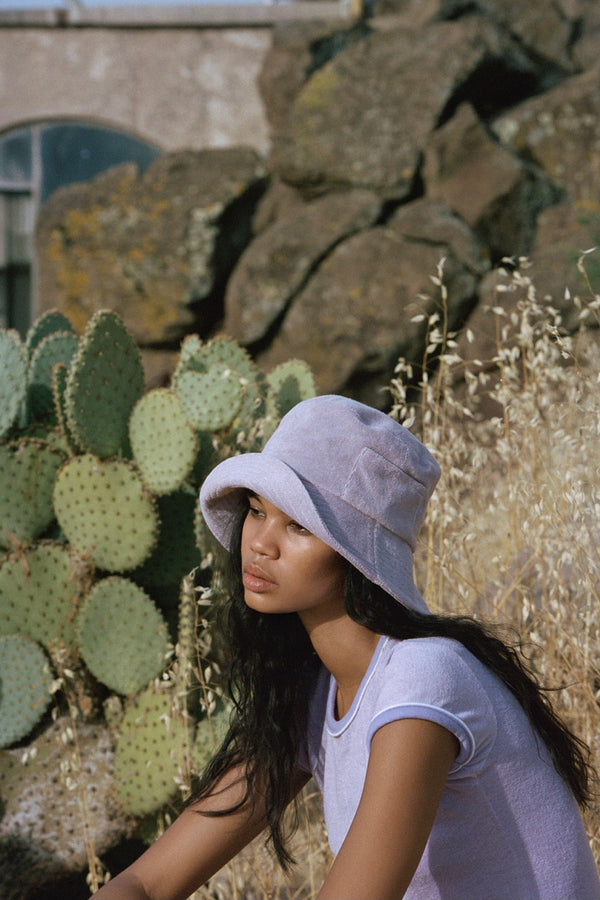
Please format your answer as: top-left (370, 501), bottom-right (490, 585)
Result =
top-left (391, 256), bottom-right (600, 862)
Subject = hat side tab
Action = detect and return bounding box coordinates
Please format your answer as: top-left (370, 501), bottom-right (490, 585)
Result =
top-left (342, 446), bottom-right (429, 550)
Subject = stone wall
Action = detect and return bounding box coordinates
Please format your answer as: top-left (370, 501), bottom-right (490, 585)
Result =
top-left (0, 25), bottom-right (271, 153)
top-left (36, 0), bottom-right (599, 407)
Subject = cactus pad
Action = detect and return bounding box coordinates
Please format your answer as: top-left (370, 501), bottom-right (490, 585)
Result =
top-left (173, 335), bottom-right (266, 440)
top-left (0, 329), bottom-right (27, 439)
top-left (0, 439), bottom-right (67, 550)
top-left (193, 709), bottom-right (230, 774)
top-left (174, 364), bottom-right (244, 432)
top-left (53, 454), bottom-right (158, 571)
top-left (266, 359), bottom-right (316, 418)
top-left (0, 634), bottom-right (52, 748)
top-left (114, 687), bottom-right (189, 816)
top-left (78, 576), bottom-right (169, 695)
top-left (133, 491), bottom-right (201, 592)
top-left (0, 542), bottom-right (84, 650)
top-left (27, 331), bottom-right (79, 421)
top-left (130, 389), bottom-right (198, 495)
top-left (65, 310), bottom-right (145, 457)
top-left (25, 309), bottom-right (75, 358)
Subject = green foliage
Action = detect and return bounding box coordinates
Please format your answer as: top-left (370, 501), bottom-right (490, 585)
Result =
top-left (78, 577), bottom-right (170, 695)
top-left (27, 331), bottom-right (79, 422)
top-left (0, 542), bottom-right (83, 650)
top-left (65, 310), bottom-right (144, 458)
top-left (113, 687), bottom-right (189, 816)
top-left (0, 330), bottom-right (27, 439)
top-left (0, 439), bottom-right (67, 550)
top-left (24, 309), bottom-right (75, 359)
top-left (130, 389), bottom-right (198, 495)
top-left (0, 634), bottom-right (52, 749)
top-left (0, 305), bottom-right (316, 870)
top-left (133, 491), bottom-right (201, 600)
top-left (53, 454), bottom-right (159, 571)
top-left (267, 358), bottom-right (317, 419)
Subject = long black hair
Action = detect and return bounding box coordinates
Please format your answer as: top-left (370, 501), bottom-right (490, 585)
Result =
top-left (188, 507), bottom-right (596, 868)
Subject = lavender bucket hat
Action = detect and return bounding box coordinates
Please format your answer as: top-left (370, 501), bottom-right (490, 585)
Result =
top-left (199, 394), bottom-right (441, 614)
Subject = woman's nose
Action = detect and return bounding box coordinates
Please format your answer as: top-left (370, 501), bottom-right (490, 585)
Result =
top-left (248, 521), bottom-right (280, 557)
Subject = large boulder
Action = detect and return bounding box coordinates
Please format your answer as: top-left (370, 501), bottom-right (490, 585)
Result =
top-left (435, 0), bottom-right (577, 71)
top-left (424, 102), bottom-right (557, 258)
top-left (256, 200), bottom-right (489, 407)
top-left (0, 720), bottom-right (131, 889)
top-left (36, 149), bottom-right (266, 345)
top-left (492, 64), bottom-right (600, 204)
top-left (224, 189), bottom-right (382, 346)
top-left (270, 15), bottom-right (559, 198)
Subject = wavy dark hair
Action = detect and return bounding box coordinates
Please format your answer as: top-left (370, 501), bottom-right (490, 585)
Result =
top-left (188, 506), bottom-right (596, 869)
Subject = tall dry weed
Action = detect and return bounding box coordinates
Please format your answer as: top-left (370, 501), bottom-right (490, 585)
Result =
top-left (390, 256), bottom-right (600, 860)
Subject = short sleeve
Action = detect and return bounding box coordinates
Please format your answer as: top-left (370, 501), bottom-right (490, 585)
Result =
top-left (366, 638), bottom-right (497, 774)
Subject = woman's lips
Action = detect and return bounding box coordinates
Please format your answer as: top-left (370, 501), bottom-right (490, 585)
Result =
top-left (242, 563), bottom-right (277, 593)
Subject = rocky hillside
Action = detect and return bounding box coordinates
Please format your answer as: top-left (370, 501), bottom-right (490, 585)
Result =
top-left (37, 0), bottom-right (599, 407)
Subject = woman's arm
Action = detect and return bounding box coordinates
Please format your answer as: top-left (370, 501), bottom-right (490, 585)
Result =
top-left (317, 717), bottom-right (458, 900)
top-left (92, 764), bottom-right (310, 899)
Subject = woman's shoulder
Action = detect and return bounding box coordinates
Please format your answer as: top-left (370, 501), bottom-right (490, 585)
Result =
top-left (376, 636), bottom-right (502, 724)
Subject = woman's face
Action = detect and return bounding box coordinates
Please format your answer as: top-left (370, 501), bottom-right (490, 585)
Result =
top-left (240, 492), bottom-right (346, 619)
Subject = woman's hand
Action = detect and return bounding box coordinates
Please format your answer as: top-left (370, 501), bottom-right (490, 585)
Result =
top-left (317, 717), bottom-right (458, 900)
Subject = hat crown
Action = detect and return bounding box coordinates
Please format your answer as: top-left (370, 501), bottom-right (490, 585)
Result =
top-left (263, 396), bottom-right (440, 548)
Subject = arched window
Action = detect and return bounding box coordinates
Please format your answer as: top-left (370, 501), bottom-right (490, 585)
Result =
top-left (0, 121), bottom-right (161, 334)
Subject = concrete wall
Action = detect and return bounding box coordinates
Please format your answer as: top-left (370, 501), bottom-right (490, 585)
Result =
top-left (1, 24), bottom-right (272, 154)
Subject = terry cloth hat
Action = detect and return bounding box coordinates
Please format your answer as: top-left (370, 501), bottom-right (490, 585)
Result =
top-left (199, 394), bottom-right (441, 614)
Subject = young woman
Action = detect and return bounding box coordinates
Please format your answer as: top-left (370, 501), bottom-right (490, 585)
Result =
top-left (94, 395), bottom-right (599, 900)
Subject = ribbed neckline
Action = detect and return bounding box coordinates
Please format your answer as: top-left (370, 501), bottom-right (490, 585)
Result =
top-left (326, 634), bottom-right (389, 736)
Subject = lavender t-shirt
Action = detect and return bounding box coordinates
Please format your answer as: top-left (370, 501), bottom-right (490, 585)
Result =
top-left (301, 635), bottom-right (600, 900)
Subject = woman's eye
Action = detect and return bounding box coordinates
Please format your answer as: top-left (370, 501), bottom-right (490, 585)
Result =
top-left (290, 521), bottom-right (310, 535)
top-left (248, 505), bottom-right (263, 518)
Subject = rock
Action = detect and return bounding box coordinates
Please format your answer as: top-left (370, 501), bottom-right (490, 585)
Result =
top-left (251, 178), bottom-right (307, 234)
top-left (492, 65), bottom-right (600, 204)
top-left (256, 200), bottom-right (488, 407)
top-left (528, 204), bottom-right (600, 327)
top-left (258, 21), bottom-right (367, 146)
top-left (36, 149), bottom-right (267, 346)
top-left (271, 15), bottom-right (549, 198)
top-left (424, 102), bottom-right (557, 259)
top-left (436, 0), bottom-right (577, 71)
top-left (224, 189), bottom-right (382, 346)
top-left (0, 720), bottom-right (132, 874)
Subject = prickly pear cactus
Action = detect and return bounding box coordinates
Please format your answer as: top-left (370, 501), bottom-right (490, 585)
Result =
top-left (0, 542), bottom-right (85, 651)
top-left (174, 363), bottom-right (245, 432)
top-left (113, 687), bottom-right (189, 816)
top-left (173, 335), bottom-right (266, 442)
top-left (65, 310), bottom-right (145, 458)
top-left (133, 491), bottom-right (201, 597)
top-left (192, 709), bottom-right (230, 774)
top-left (129, 389), bottom-right (198, 495)
top-left (27, 330), bottom-right (79, 421)
top-left (24, 309), bottom-right (75, 359)
top-left (53, 454), bottom-right (158, 571)
top-left (0, 329), bottom-right (27, 440)
top-left (0, 439), bottom-right (67, 550)
top-left (266, 359), bottom-right (317, 418)
top-left (0, 634), bottom-right (52, 749)
top-left (78, 577), bottom-right (170, 695)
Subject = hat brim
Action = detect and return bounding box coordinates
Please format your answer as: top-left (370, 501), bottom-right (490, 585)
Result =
top-left (200, 453), bottom-right (430, 615)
